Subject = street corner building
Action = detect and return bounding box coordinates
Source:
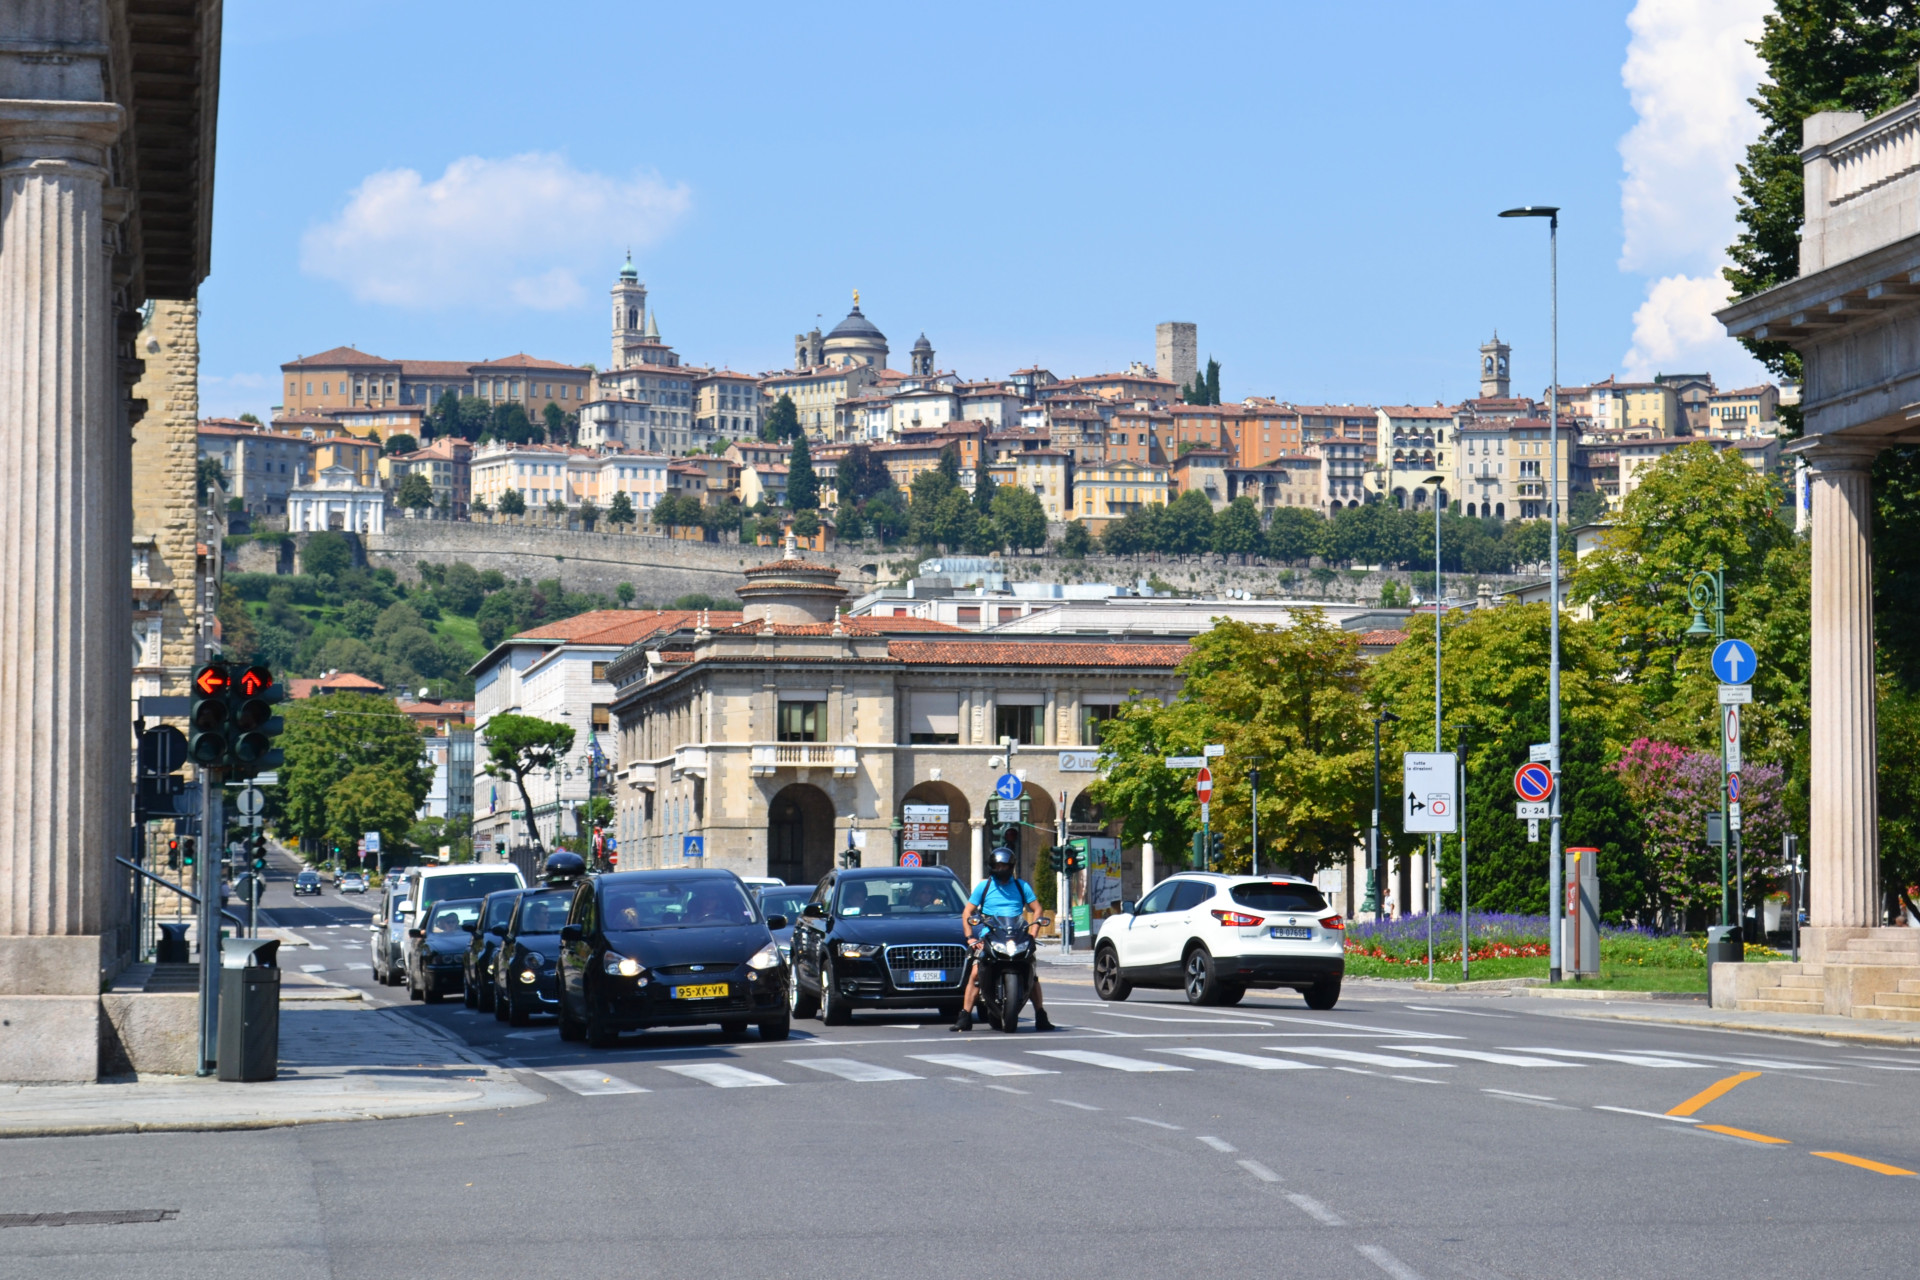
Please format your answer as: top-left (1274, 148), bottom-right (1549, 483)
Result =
top-left (604, 536), bottom-right (1187, 891)
top-left (0, 1), bottom-right (221, 1081)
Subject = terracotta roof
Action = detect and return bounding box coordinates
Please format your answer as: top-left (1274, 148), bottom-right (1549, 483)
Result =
top-left (472, 353), bottom-right (590, 372)
top-left (289, 672), bottom-right (387, 698)
top-left (508, 609), bottom-right (743, 646)
top-left (717, 616), bottom-right (966, 637)
top-left (1379, 405), bottom-right (1455, 419)
top-left (282, 346), bottom-right (395, 370)
top-left (397, 359), bottom-right (474, 379)
top-left (888, 640), bottom-right (1189, 667)
top-left (1356, 629), bottom-right (1409, 647)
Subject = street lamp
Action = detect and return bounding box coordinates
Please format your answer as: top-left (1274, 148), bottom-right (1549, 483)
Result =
top-left (1499, 203), bottom-right (1565, 983)
top-left (1368, 710), bottom-right (1401, 921)
top-left (1423, 473), bottom-right (1445, 945)
top-left (1686, 568), bottom-right (1736, 930)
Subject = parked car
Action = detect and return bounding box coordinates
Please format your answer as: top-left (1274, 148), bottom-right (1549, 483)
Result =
top-left (408, 897), bottom-right (483, 1003)
top-left (757, 885), bottom-right (811, 965)
top-left (493, 887), bottom-right (575, 1025)
top-left (555, 869), bottom-right (790, 1048)
top-left (787, 867), bottom-right (969, 1025)
top-left (338, 873), bottom-right (368, 894)
top-left (395, 865), bottom-right (526, 987)
top-left (464, 889), bottom-right (527, 1012)
top-left (1093, 873), bottom-right (1344, 1008)
top-left (370, 870), bottom-right (417, 985)
top-left (292, 870), bottom-right (321, 897)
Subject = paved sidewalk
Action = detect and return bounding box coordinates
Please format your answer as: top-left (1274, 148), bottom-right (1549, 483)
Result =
top-left (1519, 995), bottom-right (1920, 1047)
top-left (0, 1002), bottom-right (542, 1139)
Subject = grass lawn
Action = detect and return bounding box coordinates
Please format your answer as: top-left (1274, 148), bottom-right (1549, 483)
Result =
top-left (433, 612), bottom-right (483, 659)
top-left (1343, 953), bottom-right (1712, 992)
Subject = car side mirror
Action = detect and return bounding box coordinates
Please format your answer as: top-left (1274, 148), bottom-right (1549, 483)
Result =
top-left (1120, 900), bottom-right (1137, 916)
top-left (802, 902), bottom-right (827, 918)
top-left (765, 914), bottom-right (788, 931)
top-left (407, 928), bottom-right (424, 939)
top-left (559, 924), bottom-right (583, 944)
top-left (462, 922), bottom-right (477, 934)
top-left (489, 925), bottom-right (507, 938)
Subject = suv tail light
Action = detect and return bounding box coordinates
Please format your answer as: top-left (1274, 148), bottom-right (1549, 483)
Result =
top-left (1211, 909), bottom-right (1264, 927)
top-left (1320, 915), bottom-right (1345, 930)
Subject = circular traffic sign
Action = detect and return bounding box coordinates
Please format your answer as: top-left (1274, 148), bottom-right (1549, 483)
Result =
top-left (995, 773), bottom-right (1023, 801)
top-left (1710, 639), bottom-right (1757, 686)
top-left (1514, 762), bottom-right (1554, 802)
top-left (1195, 767), bottom-right (1213, 802)
top-left (900, 851), bottom-right (922, 868)
top-left (1727, 773), bottom-right (1741, 803)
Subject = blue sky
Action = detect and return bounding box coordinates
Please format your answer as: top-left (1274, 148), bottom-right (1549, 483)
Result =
top-left (199, 0), bottom-right (1772, 420)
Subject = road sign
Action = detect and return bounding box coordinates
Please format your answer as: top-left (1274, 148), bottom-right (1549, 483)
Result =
top-left (1718, 684), bottom-right (1753, 705)
top-left (995, 798), bottom-right (1021, 822)
top-left (1195, 767), bottom-right (1213, 802)
top-left (1515, 802), bottom-right (1549, 819)
top-left (994, 773), bottom-right (1023, 801)
top-left (1527, 818), bottom-right (1541, 842)
top-left (1528, 742), bottom-right (1553, 763)
top-left (1724, 704), bottom-right (1743, 772)
top-left (1200, 801), bottom-right (1209, 826)
top-left (364, 831), bottom-right (381, 853)
top-left (1730, 802), bottom-right (1743, 832)
top-left (1203, 744), bottom-right (1225, 758)
top-left (1710, 639), bottom-right (1757, 686)
top-left (234, 787), bottom-right (264, 816)
top-left (1514, 762), bottom-right (1554, 803)
top-left (683, 835), bottom-right (704, 858)
top-left (1727, 773), bottom-right (1742, 803)
top-left (900, 850), bottom-right (922, 868)
top-left (1164, 755), bottom-right (1205, 769)
top-left (1403, 752), bottom-right (1458, 833)
top-left (1707, 812), bottom-right (1724, 846)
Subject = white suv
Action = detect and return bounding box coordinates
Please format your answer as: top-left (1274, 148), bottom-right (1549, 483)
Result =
top-left (1093, 873), bottom-right (1345, 1009)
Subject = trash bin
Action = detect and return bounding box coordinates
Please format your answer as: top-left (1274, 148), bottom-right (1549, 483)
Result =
top-left (217, 936), bottom-right (281, 1082)
top-left (155, 922), bottom-right (191, 964)
top-left (1705, 924), bottom-right (1745, 967)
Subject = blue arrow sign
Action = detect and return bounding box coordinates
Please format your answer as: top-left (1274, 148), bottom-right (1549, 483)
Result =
top-left (1711, 639), bottom-right (1757, 686)
top-left (995, 773), bottom-right (1023, 801)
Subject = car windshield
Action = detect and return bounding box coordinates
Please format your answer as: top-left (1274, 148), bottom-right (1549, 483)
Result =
top-left (297, 873), bottom-right (317, 882)
top-left (417, 872), bottom-right (521, 913)
top-left (834, 876), bottom-right (964, 917)
top-left (1230, 882), bottom-right (1328, 913)
top-left (484, 894), bottom-right (519, 929)
top-left (514, 891), bottom-right (574, 934)
top-left (759, 888), bottom-right (810, 919)
top-left (429, 901), bottom-right (480, 933)
top-left (602, 880), bottom-right (759, 930)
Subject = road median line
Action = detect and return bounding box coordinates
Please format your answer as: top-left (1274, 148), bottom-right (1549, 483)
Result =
top-left (1697, 1124), bottom-right (1790, 1144)
top-left (1666, 1070), bottom-right (1761, 1117)
top-left (1811, 1151), bottom-right (1917, 1176)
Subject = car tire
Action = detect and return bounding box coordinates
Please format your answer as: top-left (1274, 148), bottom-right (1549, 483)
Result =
top-left (1217, 984), bottom-right (1247, 1006)
top-left (408, 970), bottom-right (423, 1002)
top-left (1093, 943), bottom-right (1132, 1002)
top-left (720, 1019), bottom-right (749, 1038)
top-left (478, 980), bottom-right (495, 1013)
top-left (789, 970), bottom-right (819, 1019)
top-left (820, 963), bottom-right (852, 1026)
top-left (423, 981), bottom-right (444, 1005)
top-left (507, 991), bottom-right (531, 1026)
top-left (1303, 978), bottom-right (1341, 1011)
top-left (758, 1016), bottom-right (791, 1042)
top-left (557, 995), bottom-right (584, 1041)
top-left (463, 979), bottom-right (478, 1010)
top-left (586, 1006), bottom-right (619, 1050)
top-left (493, 986), bottom-right (510, 1022)
top-left (1183, 946), bottom-right (1223, 1005)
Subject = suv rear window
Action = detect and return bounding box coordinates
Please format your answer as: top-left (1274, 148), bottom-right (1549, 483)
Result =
top-left (1231, 882), bottom-right (1328, 913)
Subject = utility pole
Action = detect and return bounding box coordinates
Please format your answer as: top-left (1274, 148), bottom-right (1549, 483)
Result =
top-left (196, 768), bottom-right (222, 1076)
top-left (1458, 725), bottom-right (1470, 981)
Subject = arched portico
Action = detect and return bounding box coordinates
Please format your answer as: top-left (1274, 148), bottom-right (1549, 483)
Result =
top-left (768, 783), bottom-right (835, 885)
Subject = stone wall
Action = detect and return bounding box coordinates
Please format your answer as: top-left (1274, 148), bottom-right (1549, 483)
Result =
top-left (130, 299), bottom-right (204, 695)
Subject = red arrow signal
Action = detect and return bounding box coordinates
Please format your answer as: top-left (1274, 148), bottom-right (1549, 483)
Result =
top-left (239, 666), bottom-right (272, 697)
top-left (194, 665), bottom-right (229, 696)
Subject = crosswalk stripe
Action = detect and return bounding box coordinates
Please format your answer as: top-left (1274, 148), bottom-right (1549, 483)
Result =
top-left (299, 964), bottom-right (327, 973)
top-left (1267, 1046), bottom-right (1455, 1069)
top-left (658, 1063), bottom-right (784, 1088)
top-left (1156, 1047), bottom-right (1322, 1070)
top-left (1031, 1050), bottom-right (1190, 1073)
top-left (346, 964), bottom-right (370, 971)
top-left (535, 1069), bottom-right (649, 1096)
top-left (1640, 1051), bottom-right (1827, 1071)
top-left (910, 1054), bottom-right (1057, 1077)
top-left (1506, 1047), bottom-right (1708, 1068)
top-left (788, 1058), bottom-right (920, 1083)
top-left (307, 944), bottom-right (329, 951)
top-left (1392, 1047), bottom-right (1579, 1068)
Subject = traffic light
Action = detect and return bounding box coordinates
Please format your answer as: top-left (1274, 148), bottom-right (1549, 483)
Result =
top-left (166, 838), bottom-right (180, 869)
top-left (188, 663), bottom-right (231, 766)
top-left (181, 836), bottom-right (196, 870)
top-left (249, 833), bottom-right (268, 875)
top-left (227, 665), bottom-right (284, 778)
top-left (1209, 832), bottom-right (1224, 866)
top-left (1064, 842), bottom-right (1086, 873)
top-left (837, 848), bottom-right (862, 870)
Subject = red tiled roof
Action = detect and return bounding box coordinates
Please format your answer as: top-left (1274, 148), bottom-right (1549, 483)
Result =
top-left (718, 616), bottom-right (966, 637)
top-left (397, 359), bottom-right (474, 379)
top-left (472, 353), bottom-right (590, 372)
top-left (1356, 629), bottom-right (1409, 647)
top-left (289, 672), bottom-right (387, 699)
top-left (509, 609), bottom-right (744, 646)
top-left (889, 640), bottom-right (1188, 667)
top-left (282, 347), bottom-right (395, 370)
top-left (1380, 405), bottom-right (1455, 419)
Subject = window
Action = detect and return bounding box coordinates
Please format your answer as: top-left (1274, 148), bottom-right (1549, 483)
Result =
top-left (956, 606), bottom-right (980, 625)
top-left (1080, 702), bottom-right (1120, 745)
top-left (591, 704), bottom-right (611, 731)
top-left (909, 692), bottom-right (960, 745)
top-left (1170, 880), bottom-right (1216, 911)
top-left (777, 700), bottom-right (823, 742)
top-left (994, 703), bottom-right (1040, 746)
top-left (1134, 881), bottom-right (1181, 916)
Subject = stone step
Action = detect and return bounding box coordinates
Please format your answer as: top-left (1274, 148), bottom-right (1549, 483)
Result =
top-left (1739, 998), bottom-right (1835, 1014)
top-left (1825, 954), bottom-right (1920, 968)
top-left (1834, 937), bottom-right (1920, 954)
top-left (1745, 986), bottom-right (1823, 1005)
top-left (1779, 972), bottom-right (1825, 988)
top-left (1869, 991), bottom-right (1920, 1009)
top-left (1899, 979), bottom-right (1920, 994)
top-left (1856, 1004), bottom-right (1920, 1023)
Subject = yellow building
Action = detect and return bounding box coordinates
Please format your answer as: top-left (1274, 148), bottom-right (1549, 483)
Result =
top-left (311, 434), bottom-right (382, 487)
top-left (1075, 460), bottom-right (1169, 532)
top-left (985, 448), bottom-right (1071, 521)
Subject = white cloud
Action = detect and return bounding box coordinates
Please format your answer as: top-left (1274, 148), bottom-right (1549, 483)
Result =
top-left (1617, 0), bottom-right (1771, 383)
top-left (300, 153), bottom-right (690, 311)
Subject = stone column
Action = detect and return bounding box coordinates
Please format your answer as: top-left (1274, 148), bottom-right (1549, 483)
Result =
top-left (0, 100), bottom-right (127, 1081)
top-left (968, 817), bottom-right (985, 887)
top-left (1806, 440), bottom-right (1882, 930)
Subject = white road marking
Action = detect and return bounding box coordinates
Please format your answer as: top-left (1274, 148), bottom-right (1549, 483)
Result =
top-left (1356, 1243), bottom-right (1425, 1279)
top-left (1393, 1047), bottom-right (1578, 1067)
top-left (1052, 1099), bottom-right (1101, 1111)
top-left (787, 1058), bottom-right (918, 1083)
top-left (1262, 1014), bottom-right (1454, 1039)
top-left (1286, 1192), bottom-right (1345, 1226)
top-left (1197, 1135), bottom-right (1237, 1152)
top-left (658, 1063), bottom-right (784, 1089)
top-left (1155, 1046), bottom-right (1321, 1070)
top-left (306, 945), bottom-right (329, 951)
top-left (1390, 1075), bottom-right (1448, 1085)
top-left (345, 964), bottom-right (370, 971)
top-left (910, 1054), bottom-right (1056, 1077)
top-left (1032, 1049), bottom-right (1190, 1073)
top-left (299, 964), bottom-right (328, 973)
top-left (1593, 1105), bottom-right (1698, 1124)
top-left (985, 1085), bottom-right (1027, 1095)
top-left (1483, 1089), bottom-right (1558, 1101)
top-left (1503, 1047), bottom-right (1706, 1068)
top-left (1093, 1011), bottom-right (1274, 1026)
top-left (1127, 1116), bottom-right (1182, 1130)
top-left (1267, 1047), bottom-right (1456, 1069)
top-left (1401, 1005), bottom-right (1513, 1019)
top-left (1237, 1159), bottom-right (1282, 1182)
top-left (534, 1069), bottom-right (649, 1096)
top-left (1640, 1050), bottom-right (1827, 1071)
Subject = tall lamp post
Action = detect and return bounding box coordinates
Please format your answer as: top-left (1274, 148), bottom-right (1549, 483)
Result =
top-left (1368, 710), bottom-right (1400, 921)
top-left (1686, 569), bottom-right (1735, 930)
top-left (1499, 204), bottom-right (1564, 983)
top-left (1424, 474), bottom-right (1446, 935)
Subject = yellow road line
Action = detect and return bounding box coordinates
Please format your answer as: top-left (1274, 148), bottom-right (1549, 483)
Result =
top-left (1812, 1151), bottom-right (1917, 1176)
top-left (1667, 1071), bottom-right (1762, 1117)
top-left (1698, 1124), bottom-right (1791, 1145)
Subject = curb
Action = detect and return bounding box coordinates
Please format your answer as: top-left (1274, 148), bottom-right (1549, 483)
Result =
top-left (1409, 977), bottom-right (1546, 993)
top-left (1531, 1004), bottom-right (1920, 1047)
top-left (1522, 987), bottom-right (1706, 1003)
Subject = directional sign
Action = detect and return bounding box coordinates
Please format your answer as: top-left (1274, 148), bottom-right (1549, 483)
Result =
top-left (364, 831), bottom-right (381, 853)
top-left (1203, 744), bottom-right (1226, 758)
top-left (234, 787), bottom-right (264, 816)
top-left (1710, 639), bottom-right (1757, 686)
top-left (1164, 756), bottom-right (1205, 769)
top-left (1404, 752), bottom-right (1458, 833)
top-left (1514, 762), bottom-right (1555, 803)
top-left (1718, 684), bottom-right (1752, 705)
top-left (1195, 768), bottom-right (1213, 803)
top-left (994, 773), bottom-right (1023, 802)
top-left (1528, 743), bottom-right (1554, 763)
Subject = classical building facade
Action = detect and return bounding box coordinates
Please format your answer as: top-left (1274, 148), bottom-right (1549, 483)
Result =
top-left (287, 466), bottom-right (387, 534)
top-left (280, 348), bottom-right (590, 416)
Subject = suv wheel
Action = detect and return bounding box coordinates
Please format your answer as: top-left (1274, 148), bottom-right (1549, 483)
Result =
top-left (1303, 978), bottom-right (1341, 1011)
top-left (789, 969), bottom-right (819, 1019)
top-left (820, 962), bottom-right (852, 1026)
top-left (1183, 946), bottom-right (1223, 1005)
top-left (758, 1016), bottom-right (791, 1041)
top-left (1093, 943), bottom-right (1132, 1002)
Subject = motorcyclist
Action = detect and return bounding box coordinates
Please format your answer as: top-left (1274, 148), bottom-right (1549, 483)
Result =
top-left (951, 847), bottom-right (1053, 1033)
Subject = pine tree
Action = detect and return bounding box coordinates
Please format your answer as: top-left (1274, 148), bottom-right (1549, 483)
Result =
top-left (787, 434), bottom-right (818, 510)
top-left (973, 459), bottom-right (997, 515)
top-left (1204, 357), bottom-right (1221, 405)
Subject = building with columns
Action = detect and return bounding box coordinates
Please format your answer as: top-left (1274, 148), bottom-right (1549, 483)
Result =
top-left (1, 0), bottom-right (220, 1081)
top-left (1717, 93), bottom-right (1920, 1020)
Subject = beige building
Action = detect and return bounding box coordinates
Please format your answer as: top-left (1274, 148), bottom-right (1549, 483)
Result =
top-left (132, 302), bottom-right (212, 706)
top-left (693, 369), bottom-right (763, 446)
top-left (987, 449), bottom-right (1072, 521)
top-left (1226, 456), bottom-right (1323, 512)
top-left (1707, 384), bottom-right (1780, 436)
top-left (607, 541), bottom-right (1185, 885)
top-left (196, 418), bottom-right (314, 516)
top-left (763, 364), bottom-right (879, 440)
top-left (280, 348), bottom-right (590, 417)
top-left (1374, 405), bottom-right (1456, 509)
top-left (1074, 460), bottom-right (1170, 530)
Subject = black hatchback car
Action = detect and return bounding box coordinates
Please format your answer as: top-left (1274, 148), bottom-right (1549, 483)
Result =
top-left (464, 888), bottom-right (526, 1012)
top-left (408, 897), bottom-right (482, 1003)
top-left (494, 886), bottom-right (574, 1025)
top-left (293, 870), bottom-right (322, 897)
top-left (556, 869), bottom-right (791, 1048)
top-left (788, 867), bottom-right (969, 1025)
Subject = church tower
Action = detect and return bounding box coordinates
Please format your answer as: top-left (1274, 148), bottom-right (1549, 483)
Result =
top-left (911, 333), bottom-right (934, 376)
top-left (611, 252), bottom-right (648, 369)
top-left (1479, 333), bottom-right (1510, 398)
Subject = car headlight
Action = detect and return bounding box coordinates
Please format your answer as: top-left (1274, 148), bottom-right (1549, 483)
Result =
top-left (603, 951), bottom-right (647, 981)
top-left (747, 942), bottom-right (781, 970)
top-left (837, 942), bottom-right (880, 959)
top-left (523, 951), bottom-right (544, 968)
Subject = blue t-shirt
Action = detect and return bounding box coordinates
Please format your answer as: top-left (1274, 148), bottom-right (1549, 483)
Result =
top-left (971, 877), bottom-right (1036, 918)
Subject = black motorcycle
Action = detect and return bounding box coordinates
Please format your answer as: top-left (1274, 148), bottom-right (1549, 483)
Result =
top-left (971, 913), bottom-right (1047, 1033)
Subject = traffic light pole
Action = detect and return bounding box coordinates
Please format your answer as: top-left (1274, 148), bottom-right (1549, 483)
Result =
top-left (196, 766), bottom-right (222, 1076)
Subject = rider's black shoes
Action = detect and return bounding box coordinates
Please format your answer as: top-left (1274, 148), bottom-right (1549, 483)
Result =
top-left (1034, 1009), bottom-right (1055, 1032)
top-left (950, 1009), bottom-right (973, 1032)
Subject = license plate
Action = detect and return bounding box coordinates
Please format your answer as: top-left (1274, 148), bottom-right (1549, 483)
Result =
top-left (1269, 926), bottom-right (1313, 940)
top-left (908, 969), bottom-right (947, 984)
top-left (671, 982), bottom-right (729, 999)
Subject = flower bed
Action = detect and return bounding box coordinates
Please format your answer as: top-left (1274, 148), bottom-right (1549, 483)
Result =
top-left (1343, 912), bottom-right (1686, 967)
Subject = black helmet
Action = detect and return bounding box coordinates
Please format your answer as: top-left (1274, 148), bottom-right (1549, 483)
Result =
top-left (543, 851), bottom-right (586, 885)
top-left (988, 847), bottom-right (1014, 878)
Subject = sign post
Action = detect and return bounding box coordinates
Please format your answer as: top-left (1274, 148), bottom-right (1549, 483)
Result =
top-left (1195, 768), bottom-right (1213, 870)
top-left (1709, 638), bottom-right (1756, 934)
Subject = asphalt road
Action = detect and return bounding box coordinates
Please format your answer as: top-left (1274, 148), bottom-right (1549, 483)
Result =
top-left (3, 866), bottom-right (1914, 1278)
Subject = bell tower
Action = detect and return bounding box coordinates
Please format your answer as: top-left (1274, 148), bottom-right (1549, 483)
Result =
top-left (611, 252), bottom-right (647, 369)
top-left (1479, 333), bottom-right (1510, 398)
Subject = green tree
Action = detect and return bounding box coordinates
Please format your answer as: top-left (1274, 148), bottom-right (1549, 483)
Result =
top-left (217, 581), bottom-right (259, 661)
top-left (578, 496), bottom-right (599, 530)
top-left (1568, 489), bottom-right (1609, 526)
top-left (972, 460), bottom-right (998, 516)
top-left (1212, 495), bottom-right (1262, 557)
top-left (762, 393), bottom-right (800, 442)
top-left (616, 581), bottom-right (636, 606)
top-left (1265, 506), bottom-right (1325, 564)
top-left (788, 433), bottom-right (819, 510)
top-left (1160, 489), bottom-right (1217, 555)
top-left (326, 767), bottom-right (420, 869)
top-left (302, 530), bottom-right (354, 577)
top-left (197, 457), bottom-right (226, 505)
top-left (490, 402), bottom-right (538, 445)
top-left (836, 443), bottom-right (890, 504)
top-left (396, 472), bottom-right (434, 511)
top-left (1057, 520), bottom-right (1092, 559)
top-left (545, 497), bottom-right (568, 515)
top-left (429, 390), bottom-right (465, 438)
top-left (652, 493), bottom-right (698, 530)
top-left (607, 490), bottom-right (636, 527)
top-left (480, 713), bottom-right (575, 853)
top-left (382, 433), bottom-right (418, 456)
top-left (1204, 357), bottom-right (1221, 405)
top-left (543, 401), bottom-right (571, 445)
top-left (990, 485), bottom-right (1047, 554)
top-left (1100, 504), bottom-right (1164, 556)
top-left (791, 508), bottom-right (821, 538)
top-left (279, 693), bottom-right (430, 849)
top-left (497, 488), bottom-right (526, 516)
top-left (456, 395), bottom-right (492, 441)
top-left (1378, 578), bottom-right (1411, 608)
top-left (237, 412), bottom-right (262, 426)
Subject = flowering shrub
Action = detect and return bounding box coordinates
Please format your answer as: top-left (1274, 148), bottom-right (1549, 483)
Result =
top-left (1344, 911), bottom-right (1683, 966)
top-left (1611, 737), bottom-right (1785, 918)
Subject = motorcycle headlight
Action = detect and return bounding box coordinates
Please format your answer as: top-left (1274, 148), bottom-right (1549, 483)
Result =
top-left (523, 951), bottom-right (544, 968)
top-left (747, 942), bottom-right (781, 970)
top-left (603, 951), bottom-right (646, 980)
top-left (837, 942), bottom-right (880, 959)
top-left (992, 940), bottom-right (1020, 956)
